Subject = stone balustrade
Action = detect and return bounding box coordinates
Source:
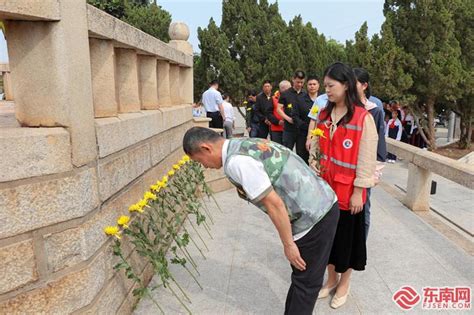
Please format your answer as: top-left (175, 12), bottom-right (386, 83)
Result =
top-left (386, 138), bottom-right (474, 211)
top-left (0, 1), bottom-right (195, 313)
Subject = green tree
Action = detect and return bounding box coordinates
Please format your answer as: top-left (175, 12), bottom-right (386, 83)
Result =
top-left (122, 2), bottom-right (171, 41)
top-left (451, 0), bottom-right (473, 149)
top-left (369, 18), bottom-right (415, 103)
top-left (87, 0), bottom-right (127, 18)
top-left (347, 22), bottom-right (375, 70)
top-left (384, 0), bottom-right (463, 150)
top-left (197, 18), bottom-right (244, 101)
top-left (87, 0), bottom-right (171, 41)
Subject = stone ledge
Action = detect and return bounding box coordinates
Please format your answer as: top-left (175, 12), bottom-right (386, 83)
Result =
top-left (0, 127), bottom-right (72, 182)
top-left (386, 138), bottom-right (474, 189)
top-left (95, 110), bottom-right (163, 158)
top-left (87, 5), bottom-right (192, 67)
top-left (0, 239), bottom-right (37, 295)
top-left (0, 167), bottom-right (100, 239)
top-left (0, 0), bottom-right (60, 21)
top-left (95, 106), bottom-right (192, 158)
top-left (0, 252), bottom-right (107, 314)
top-left (160, 104), bottom-right (192, 131)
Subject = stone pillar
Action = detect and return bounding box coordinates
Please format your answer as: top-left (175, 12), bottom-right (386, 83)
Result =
top-left (138, 55), bottom-right (159, 110)
top-left (3, 72), bottom-right (13, 101)
top-left (180, 66), bottom-right (193, 104)
top-left (89, 38), bottom-right (117, 117)
top-left (168, 22), bottom-right (193, 105)
top-left (404, 163), bottom-right (432, 211)
top-left (156, 60), bottom-right (171, 107)
top-left (447, 111), bottom-right (455, 142)
top-left (115, 48), bottom-right (140, 113)
top-left (168, 22), bottom-right (193, 56)
top-left (5, 0), bottom-right (97, 166)
top-left (169, 64), bottom-right (180, 105)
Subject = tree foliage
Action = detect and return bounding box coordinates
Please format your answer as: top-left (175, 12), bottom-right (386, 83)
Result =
top-left (194, 0), bottom-right (471, 147)
top-left (87, 0), bottom-right (171, 41)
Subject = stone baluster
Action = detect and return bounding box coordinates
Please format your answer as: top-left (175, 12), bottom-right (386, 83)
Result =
top-left (115, 48), bottom-right (140, 113)
top-left (138, 55), bottom-right (159, 110)
top-left (89, 38), bottom-right (117, 117)
top-left (156, 60), bottom-right (171, 107)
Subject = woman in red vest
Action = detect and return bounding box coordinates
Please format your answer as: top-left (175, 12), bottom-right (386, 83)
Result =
top-left (316, 63), bottom-right (377, 308)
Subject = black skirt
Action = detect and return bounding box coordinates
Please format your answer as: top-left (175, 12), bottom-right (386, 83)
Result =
top-left (328, 209), bottom-right (367, 273)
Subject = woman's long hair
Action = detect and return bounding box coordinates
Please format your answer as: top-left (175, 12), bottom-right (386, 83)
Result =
top-left (320, 62), bottom-right (365, 125)
top-left (353, 67), bottom-right (371, 99)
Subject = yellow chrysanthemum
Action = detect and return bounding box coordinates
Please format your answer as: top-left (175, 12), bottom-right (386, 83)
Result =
top-left (173, 164), bottom-right (180, 170)
top-left (162, 176), bottom-right (169, 183)
top-left (104, 226), bottom-right (121, 239)
top-left (117, 215), bottom-right (130, 229)
top-left (143, 191), bottom-right (157, 201)
top-left (168, 170), bottom-right (175, 176)
top-left (150, 184), bottom-right (159, 191)
top-left (183, 155), bottom-right (190, 162)
top-left (137, 199), bottom-right (148, 209)
top-left (128, 203), bottom-right (144, 213)
top-left (310, 128), bottom-right (326, 138)
top-left (178, 160), bottom-right (186, 166)
top-left (310, 105), bottom-right (319, 115)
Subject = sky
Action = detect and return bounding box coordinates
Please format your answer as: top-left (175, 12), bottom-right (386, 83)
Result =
top-left (0, 0), bottom-right (385, 62)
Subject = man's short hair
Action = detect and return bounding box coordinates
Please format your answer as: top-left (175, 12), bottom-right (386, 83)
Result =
top-left (307, 75), bottom-right (319, 82)
top-left (262, 80), bottom-right (272, 86)
top-left (293, 70), bottom-right (305, 79)
top-left (209, 79), bottom-right (219, 86)
top-left (183, 127), bottom-right (222, 155)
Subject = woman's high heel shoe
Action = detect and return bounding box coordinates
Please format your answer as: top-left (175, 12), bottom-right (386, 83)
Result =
top-left (318, 282), bottom-right (338, 299)
top-left (330, 286), bottom-right (350, 308)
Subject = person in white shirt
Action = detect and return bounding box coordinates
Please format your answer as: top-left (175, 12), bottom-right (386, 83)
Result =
top-left (201, 80), bottom-right (225, 128)
top-left (222, 94), bottom-right (235, 139)
top-left (182, 127), bottom-right (338, 314)
top-left (385, 110), bottom-right (403, 163)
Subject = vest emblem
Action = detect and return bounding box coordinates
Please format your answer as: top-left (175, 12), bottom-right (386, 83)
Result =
top-left (342, 139), bottom-right (353, 149)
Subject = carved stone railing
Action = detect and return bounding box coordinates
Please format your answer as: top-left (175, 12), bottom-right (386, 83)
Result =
top-left (386, 138), bottom-right (474, 211)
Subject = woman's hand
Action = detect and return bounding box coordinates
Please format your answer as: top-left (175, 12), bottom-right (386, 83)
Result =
top-left (350, 187), bottom-right (364, 215)
top-left (305, 137), bottom-right (312, 152)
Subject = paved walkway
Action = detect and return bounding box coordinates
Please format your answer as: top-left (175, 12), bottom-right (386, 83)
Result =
top-left (134, 186), bottom-right (473, 314)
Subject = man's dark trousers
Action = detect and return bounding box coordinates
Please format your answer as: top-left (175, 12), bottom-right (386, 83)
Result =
top-left (283, 130), bottom-right (297, 150)
top-left (257, 123), bottom-right (269, 139)
top-left (296, 132), bottom-right (309, 164)
top-left (271, 131), bottom-right (283, 144)
top-left (284, 202), bottom-right (339, 315)
top-left (207, 111), bottom-right (223, 129)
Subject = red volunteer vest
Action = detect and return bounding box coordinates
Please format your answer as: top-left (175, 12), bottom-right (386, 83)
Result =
top-left (318, 106), bottom-right (367, 210)
top-left (271, 95), bottom-right (284, 132)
